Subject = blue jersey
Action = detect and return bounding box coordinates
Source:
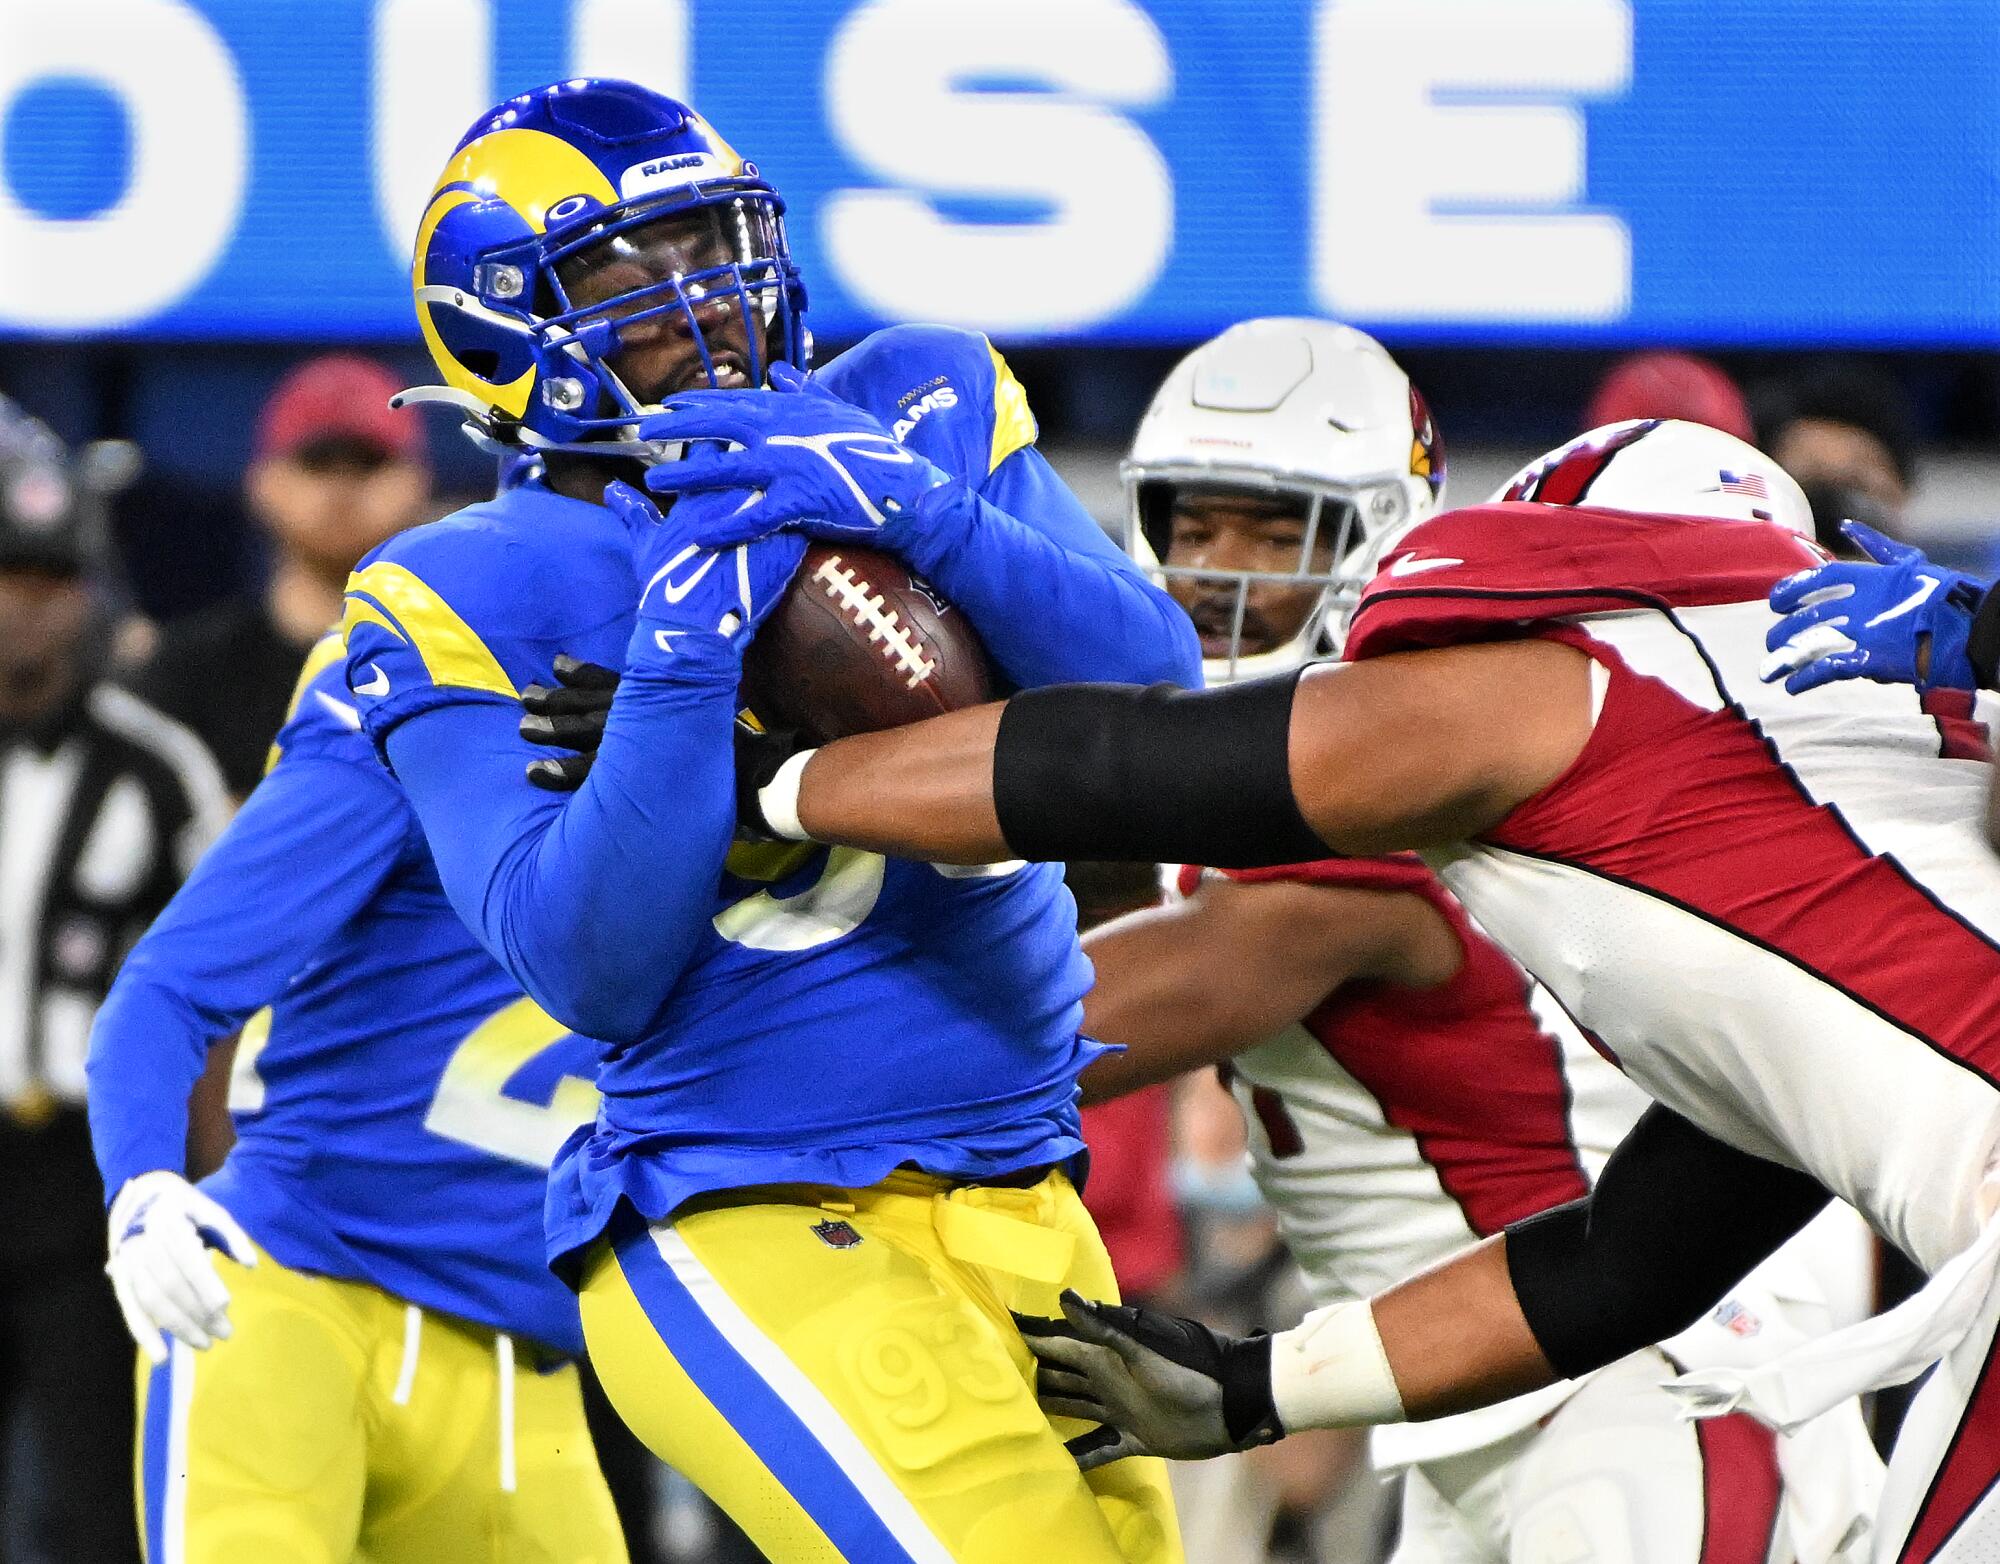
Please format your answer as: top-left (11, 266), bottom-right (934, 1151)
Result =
top-left (341, 326), bottom-right (1201, 1272)
top-left (87, 641), bottom-right (597, 1355)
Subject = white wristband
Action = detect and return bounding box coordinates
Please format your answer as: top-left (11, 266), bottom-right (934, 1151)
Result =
top-left (1269, 1301), bottom-right (1407, 1432)
top-left (757, 749), bottom-right (816, 841)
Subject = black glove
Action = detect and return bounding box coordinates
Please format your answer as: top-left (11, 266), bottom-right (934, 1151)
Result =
top-left (520, 656), bottom-right (619, 791)
top-left (733, 716), bottom-right (809, 842)
top-left (1014, 1290), bottom-right (1282, 1471)
top-left (521, 656), bottom-right (811, 844)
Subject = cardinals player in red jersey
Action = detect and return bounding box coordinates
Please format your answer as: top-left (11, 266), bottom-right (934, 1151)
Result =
top-left (1087, 331), bottom-right (1878, 1563)
top-left (739, 417), bottom-right (2000, 1563)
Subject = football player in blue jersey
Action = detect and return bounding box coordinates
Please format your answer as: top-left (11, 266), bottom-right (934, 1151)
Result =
top-left (339, 79), bottom-right (1197, 1564)
top-left (86, 641), bottom-right (628, 1563)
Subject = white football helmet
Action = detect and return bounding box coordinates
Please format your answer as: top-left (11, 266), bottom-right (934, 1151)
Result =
top-left (1495, 418), bottom-right (1814, 537)
top-left (1123, 318), bottom-right (1445, 682)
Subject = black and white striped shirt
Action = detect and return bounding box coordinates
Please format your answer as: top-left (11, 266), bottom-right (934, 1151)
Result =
top-left (0, 683), bottom-right (228, 1112)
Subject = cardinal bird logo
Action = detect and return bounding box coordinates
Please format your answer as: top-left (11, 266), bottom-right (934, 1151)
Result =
top-left (1408, 386), bottom-right (1445, 498)
top-left (811, 1218), bottom-right (864, 1250)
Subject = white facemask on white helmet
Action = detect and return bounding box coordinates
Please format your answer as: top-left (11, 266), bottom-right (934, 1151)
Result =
top-left (1123, 317), bottom-right (1446, 683)
top-left (1494, 418), bottom-right (1815, 538)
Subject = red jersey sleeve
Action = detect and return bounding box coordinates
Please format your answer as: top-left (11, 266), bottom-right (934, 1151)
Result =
top-left (1344, 502), bottom-right (1827, 662)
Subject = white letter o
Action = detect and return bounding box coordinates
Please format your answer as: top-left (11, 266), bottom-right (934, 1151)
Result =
top-left (0, 0), bottom-right (249, 330)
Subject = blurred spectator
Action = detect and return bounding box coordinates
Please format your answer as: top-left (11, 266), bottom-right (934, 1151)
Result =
top-left (1066, 861), bottom-right (1185, 1304)
top-left (1584, 351), bottom-right (1754, 442)
top-left (1755, 359), bottom-right (1918, 556)
top-left (0, 399), bottom-right (229, 1562)
top-left (129, 355), bottom-right (430, 796)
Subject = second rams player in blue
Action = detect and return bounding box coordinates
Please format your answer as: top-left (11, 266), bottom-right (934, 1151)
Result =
top-left (341, 80), bottom-right (1198, 1564)
top-left (86, 638), bottom-right (627, 1562)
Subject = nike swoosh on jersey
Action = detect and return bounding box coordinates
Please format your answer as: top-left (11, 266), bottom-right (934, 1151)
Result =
top-left (314, 690), bottom-right (363, 729)
top-left (1386, 554), bottom-right (1466, 577)
top-left (354, 663), bottom-right (391, 697)
top-left (1865, 574), bottom-right (1939, 629)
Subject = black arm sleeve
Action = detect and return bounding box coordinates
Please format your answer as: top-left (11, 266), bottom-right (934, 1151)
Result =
top-left (1505, 1106), bottom-right (1833, 1381)
top-left (992, 672), bottom-right (1331, 868)
top-left (1966, 584), bottom-right (2000, 691)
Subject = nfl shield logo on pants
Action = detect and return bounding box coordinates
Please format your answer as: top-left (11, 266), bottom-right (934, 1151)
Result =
top-left (811, 1218), bottom-right (863, 1250)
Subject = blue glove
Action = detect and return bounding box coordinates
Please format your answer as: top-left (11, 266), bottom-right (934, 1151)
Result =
top-left (605, 480), bottom-right (804, 651)
top-left (1761, 520), bottom-right (1988, 694)
top-left (637, 362), bottom-right (951, 547)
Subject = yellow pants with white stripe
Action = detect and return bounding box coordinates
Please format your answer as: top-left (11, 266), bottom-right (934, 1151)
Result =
top-left (581, 1168), bottom-right (1183, 1564)
top-left (134, 1246), bottom-right (626, 1564)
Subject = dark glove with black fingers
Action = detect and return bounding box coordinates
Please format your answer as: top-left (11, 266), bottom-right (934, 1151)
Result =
top-left (1014, 1289), bottom-right (1282, 1471)
top-left (520, 655), bottom-right (619, 792)
top-left (733, 717), bottom-right (810, 842)
top-left (520, 656), bottom-right (811, 844)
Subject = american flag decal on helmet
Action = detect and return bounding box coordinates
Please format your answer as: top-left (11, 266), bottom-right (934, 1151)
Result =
top-left (1715, 470), bottom-right (1770, 499)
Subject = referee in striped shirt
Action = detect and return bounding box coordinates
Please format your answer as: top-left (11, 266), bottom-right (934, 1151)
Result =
top-left (0, 401), bottom-right (227, 1563)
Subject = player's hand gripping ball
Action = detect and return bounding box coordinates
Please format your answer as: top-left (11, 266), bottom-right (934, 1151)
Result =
top-left (638, 363), bottom-right (952, 548)
top-left (609, 478), bottom-right (806, 648)
top-left (742, 542), bottom-right (993, 745)
top-left (521, 543), bottom-right (993, 788)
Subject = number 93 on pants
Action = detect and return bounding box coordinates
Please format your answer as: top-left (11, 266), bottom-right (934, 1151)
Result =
top-left (580, 1167), bottom-right (1183, 1564)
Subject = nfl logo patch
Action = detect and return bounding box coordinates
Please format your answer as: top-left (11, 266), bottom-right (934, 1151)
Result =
top-left (1711, 1299), bottom-right (1762, 1339)
top-left (812, 1218), bottom-right (864, 1250)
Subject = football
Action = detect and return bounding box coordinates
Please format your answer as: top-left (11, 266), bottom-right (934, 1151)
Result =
top-left (741, 543), bottom-right (995, 744)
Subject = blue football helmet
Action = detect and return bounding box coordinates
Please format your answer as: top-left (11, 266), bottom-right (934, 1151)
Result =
top-left (405, 79), bottom-right (809, 451)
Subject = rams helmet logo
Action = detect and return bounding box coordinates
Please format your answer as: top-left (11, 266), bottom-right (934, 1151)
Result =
top-left (405, 79), bottom-right (808, 450)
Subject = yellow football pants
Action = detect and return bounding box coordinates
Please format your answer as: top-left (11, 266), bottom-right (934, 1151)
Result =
top-left (580, 1166), bottom-right (1183, 1564)
top-left (134, 1246), bottom-right (626, 1564)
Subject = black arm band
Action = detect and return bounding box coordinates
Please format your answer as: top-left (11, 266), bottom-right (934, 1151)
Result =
top-left (1967, 585), bottom-right (2000, 691)
top-left (992, 672), bottom-right (1330, 868)
top-left (1505, 1106), bottom-right (1831, 1381)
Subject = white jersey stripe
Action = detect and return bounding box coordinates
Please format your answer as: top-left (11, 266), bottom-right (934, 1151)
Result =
top-left (162, 1339), bottom-right (196, 1564)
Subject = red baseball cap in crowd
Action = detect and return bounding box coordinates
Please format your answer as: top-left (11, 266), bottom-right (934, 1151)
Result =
top-left (256, 355), bottom-right (427, 467)
top-left (1584, 352), bottom-right (1755, 444)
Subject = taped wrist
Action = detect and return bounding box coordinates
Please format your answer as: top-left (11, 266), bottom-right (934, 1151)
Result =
top-left (1967, 584), bottom-right (2000, 690)
top-left (993, 672), bottom-right (1328, 868)
top-left (1269, 1301), bottom-right (1405, 1432)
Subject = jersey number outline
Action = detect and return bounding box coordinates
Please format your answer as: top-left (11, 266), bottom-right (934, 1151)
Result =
top-left (424, 997), bottom-right (599, 1167)
top-left (230, 998), bottom-right (598, 1169)
top-left (713, 845), bottom-right (886, 951)
top-left (711, 846), bottom-right (1025, 953)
